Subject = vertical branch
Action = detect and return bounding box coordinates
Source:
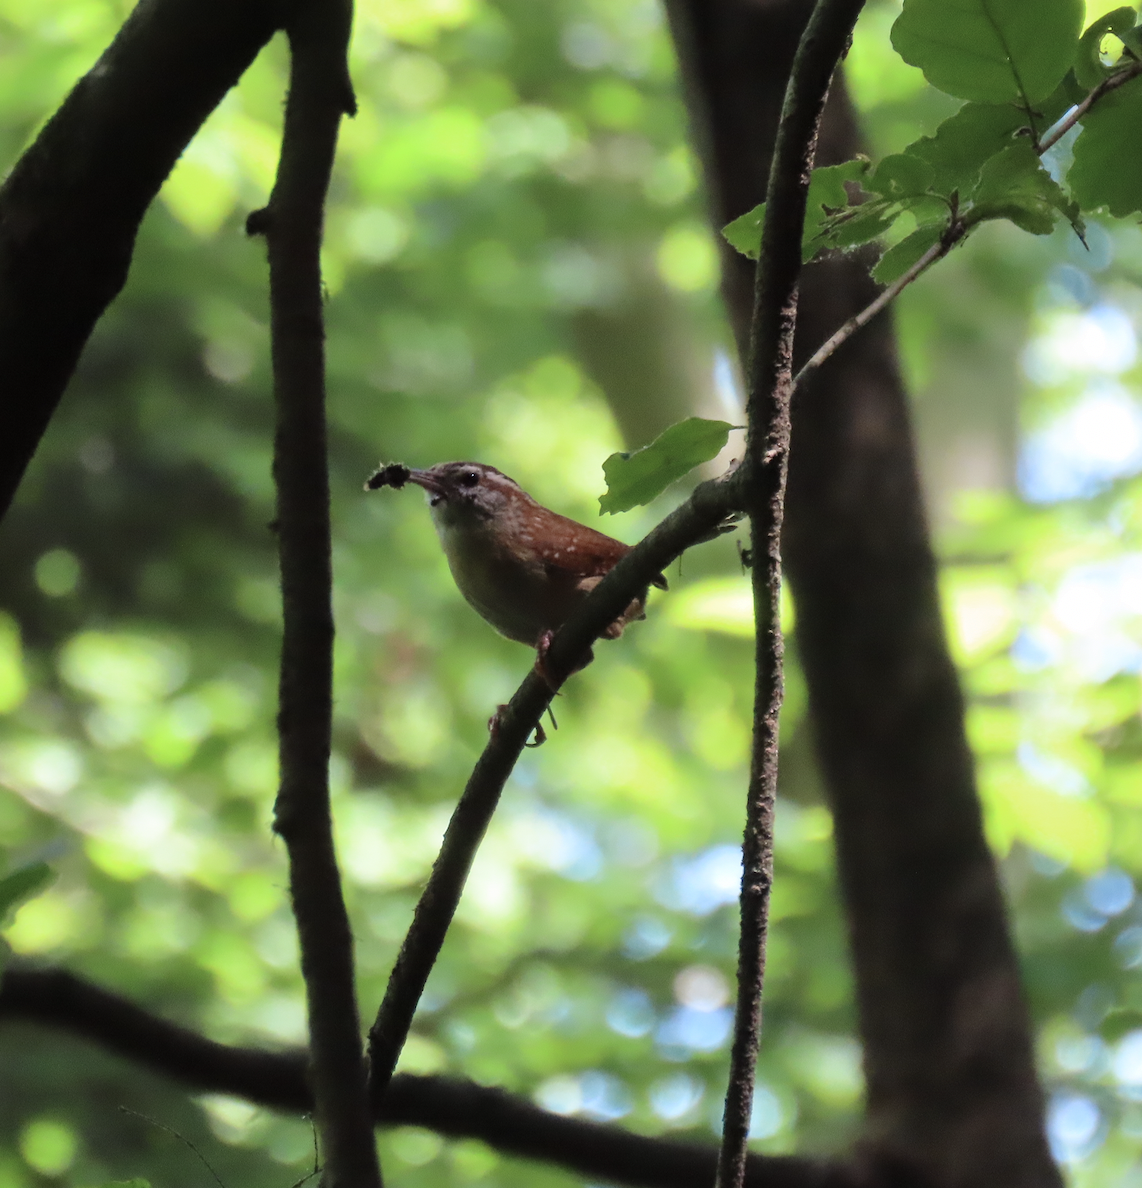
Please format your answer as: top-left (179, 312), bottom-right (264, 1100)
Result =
top-left (716, 5), bottom-right (865, 1188)
top-left (257, 3), bottom-right (380, 1187)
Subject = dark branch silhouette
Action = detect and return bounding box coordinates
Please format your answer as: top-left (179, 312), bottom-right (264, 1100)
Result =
top-left (667, 1), bottom-right (1060, 1184)
top-left (256, 3), bottom-right (379, 1185)
top-left (719, 4), bottom-right (866, 1187)
top-left (0, 0), bottom-right (286, 521)
top-left (0, 967), bottom-right (859, 1188)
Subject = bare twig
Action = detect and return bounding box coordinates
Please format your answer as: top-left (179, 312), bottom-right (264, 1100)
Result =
top-left (793, 230), bottom-right (961, 388)
top-left (717, 4), bottom-right (867, 1188)
top-left (1037, 61), bottom-right (1142, 154)
top-left (366, 475), bottom-right (738, 1097)
top-left (0, 967), bottom-right (858, 1188)
top-left (257, 3), bottom-right (379, 1187)
top-left (118, 1107), bottom-right (228, 1188)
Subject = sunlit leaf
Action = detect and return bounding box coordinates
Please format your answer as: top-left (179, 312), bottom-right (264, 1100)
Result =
top-left (599, 418), bottom-right (735, 514)
top-left (866, 152), bottom-right (934, 201)
top-left (722, 158), bottom-right (870, 261)
top-left (891, 0), bottom-right (1084, 104)
top-left (1074, 6), bottom-right (1138, 89)
top-left (814, 200), bottom-right (897, 252)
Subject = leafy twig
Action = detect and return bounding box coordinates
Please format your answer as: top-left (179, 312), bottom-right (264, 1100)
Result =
top-left (257, 3), bottom-right (380, 1187)
top-left (715, 4), bottom-right (868, 1188)
top-left (793, 60), bottom-right (1142, 393)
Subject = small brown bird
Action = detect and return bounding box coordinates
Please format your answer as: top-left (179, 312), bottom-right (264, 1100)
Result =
top-left (366, 461), bottom-right (666, 688)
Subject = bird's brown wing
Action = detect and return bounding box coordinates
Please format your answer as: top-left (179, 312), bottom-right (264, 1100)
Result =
top-left (534, 512), bottom-right (667, 589)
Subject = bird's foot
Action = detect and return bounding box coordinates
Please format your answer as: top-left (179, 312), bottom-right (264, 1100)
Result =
top-left (488, 704), bottom-right (547, 748)
top-left (534, 631), bottom-right (560, 691)
top-left (534, 631), bottom-right (593, 690)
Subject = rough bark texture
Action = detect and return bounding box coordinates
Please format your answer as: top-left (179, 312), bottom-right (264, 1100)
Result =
top-left (720, 5), bottom-right (868, 1187)
top-left (262, 5), bottom-right (381, 1186)
top-left (665, 3), bottom-right (1061, 1186)
top-left (0, 0), bottom-right (283, 520)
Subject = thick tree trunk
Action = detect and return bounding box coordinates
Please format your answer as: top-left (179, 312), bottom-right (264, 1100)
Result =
top-left (665, 3), bottom-right (1061, 1186)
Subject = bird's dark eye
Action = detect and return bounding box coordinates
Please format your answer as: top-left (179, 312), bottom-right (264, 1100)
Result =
top-left (460, 470), bottom-right (480, 488)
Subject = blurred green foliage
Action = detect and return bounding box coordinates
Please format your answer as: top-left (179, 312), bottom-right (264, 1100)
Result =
top-left (2, 0), bottom-right (1142, 1186)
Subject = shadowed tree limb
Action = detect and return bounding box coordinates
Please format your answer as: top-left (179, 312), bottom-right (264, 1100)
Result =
top-left (0, 0), bottom-right (288, 523)
top-left (0, 967), bottom-right (860, 1188)
top-left (666, 2), bottom-right (1061, 1185)
top-left (254, 3), bottom-right (380, 1186)
top-left (720, 5), bottom-right (866, 1188)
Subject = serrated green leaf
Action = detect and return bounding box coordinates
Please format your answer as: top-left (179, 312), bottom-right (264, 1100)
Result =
top-left (600, 418), bottom-right (735, 514)
top-left (891, 0), bottom-right (1084, 105)
top-left (801, 159), bottom-right (870, 240)
top-left (0, 861), bottom-right (54, 925)
top-left (969, 142), bottom-right (1077, 235)
top-left (905, 104), bottom-right (1029, 196)
top-left (722, 204), bottom-right (765, 261)
top-left (1075, 7), bottom-right (1137, 90)
top-left (871, 222), bottom-right (946, 284)
top-left (721, 159), bottom-right (869, 261)
top-left (867, 152), bottom-right (934, 200)
top-left (813, 201), bottom-right (897, 252)
top-left (903, 83), bottom-right (1075, 200)
top-left (1070, 74), bottom-right (1142, 215)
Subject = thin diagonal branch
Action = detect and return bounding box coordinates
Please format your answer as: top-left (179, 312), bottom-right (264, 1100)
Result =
top-left (0, 966), bottom-right (858, 1188)
top-left (366, 475), bottom-right (738, 1099)
top-left (257, 4), bottom-right (378, 1187)
top-left (793, 229), bottom-right (961, 384)
top-left (718, 5), bottom-right (865, 1188)
top-left (1036, 60), bottom-right (1142, 153)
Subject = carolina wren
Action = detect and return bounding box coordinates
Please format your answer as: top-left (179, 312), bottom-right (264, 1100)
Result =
top-left (366, 461), bottom-right (666, 687)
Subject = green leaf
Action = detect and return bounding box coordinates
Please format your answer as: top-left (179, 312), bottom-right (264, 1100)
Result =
top-left (1074, 7), bottom-right (1138, 90)
top-left (599, 418), bottom-right (735, 514)
top-left (866, 152), bottom-right (934, 200)
top-left (1070, 74), bottom-right (1142, 215)
top-left (0, 861), bottom-right (53, 925)
top-left (722, 159), bottom-right (869, 261)
top-left (891, 0), bottom-right (1084, 105)
top-left (905, 103), bottom-right (1029, 196)
top-left (969, 142), bottom-right (1079, 235)
top-left (871, 222), bottom-right (946, 284)
top-left (800, 158), bottom-right (871, 257)
top-left (722, 204), bottom-right (765, 261)
top-left (813, 201), bottom-right (897, 252)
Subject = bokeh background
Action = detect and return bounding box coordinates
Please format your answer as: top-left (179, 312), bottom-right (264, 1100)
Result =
top-left (2, 0), bottom-right (1142, 1184)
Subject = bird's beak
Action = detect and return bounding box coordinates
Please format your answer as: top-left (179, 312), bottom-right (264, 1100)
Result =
top-left (404, 469), bottom-right (448, 504)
